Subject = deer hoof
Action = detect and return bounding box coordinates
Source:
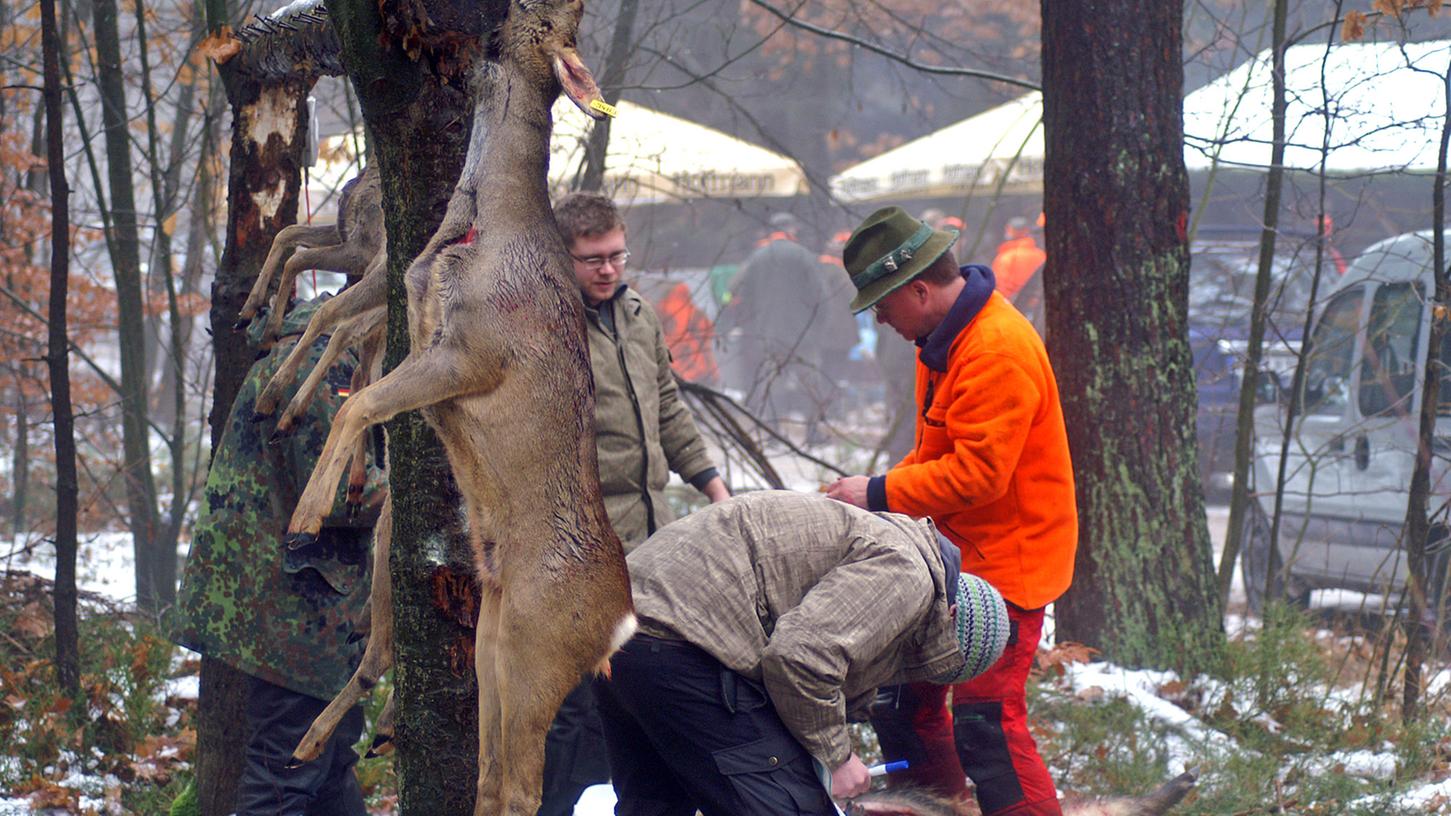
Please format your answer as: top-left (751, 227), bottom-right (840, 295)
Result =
top-left (365, 733), bottom-right (395, 758)
top-left (283, 531), bottom-right (317, 551)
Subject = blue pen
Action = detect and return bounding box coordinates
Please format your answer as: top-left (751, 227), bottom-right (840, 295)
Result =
top-left (867, 760), bottom-right (910, 777)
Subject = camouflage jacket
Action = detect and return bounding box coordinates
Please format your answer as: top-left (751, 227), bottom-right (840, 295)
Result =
top-left (171, 296), bottom-right (387, 700)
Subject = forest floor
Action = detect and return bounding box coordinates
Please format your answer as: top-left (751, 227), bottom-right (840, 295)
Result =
top-left (3, 504), bottom-right (1451, 814)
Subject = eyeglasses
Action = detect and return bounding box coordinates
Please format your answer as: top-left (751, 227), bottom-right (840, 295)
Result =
top-left (570, 250), bottom-right (631, 271)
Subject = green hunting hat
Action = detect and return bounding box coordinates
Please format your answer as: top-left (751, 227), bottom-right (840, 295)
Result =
top-left (844, 206), bottom-right (960, 313)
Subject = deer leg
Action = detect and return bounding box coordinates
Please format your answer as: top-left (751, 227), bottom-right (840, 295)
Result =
top-left (270, 305), bottom-right (386, 434)
top-left (491, 614), bottom-right (592, 816)
top-left (238, 223), bottom-right (340, 328)
top-left (473, 584), bottom-right (506, 816)
top-left (365, 689), bottom-right (397, 757)
top-left (286, 345), bottom-right (494, 543)
top-left (261, 242), bottom-right (378, 346)
top-left (344, 323), bottom-right (387, 509)
top-left (291, 494), bottom-right (393, 764)
top-left (255, 268), bottom-right (386, 419)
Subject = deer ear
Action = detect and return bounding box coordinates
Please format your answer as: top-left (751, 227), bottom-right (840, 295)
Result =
top-left (550, 43), bottom-right (607, 121)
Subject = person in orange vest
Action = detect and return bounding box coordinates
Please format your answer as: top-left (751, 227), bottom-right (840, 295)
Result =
top-left (825, 206), bottom-right (1077, 816)
top-left (1317, 213), bottom-right (1348, 277)
top-left (991, 216), bottom-right (1046, 301)
top-left (655, 281), bottom-right (720, 384)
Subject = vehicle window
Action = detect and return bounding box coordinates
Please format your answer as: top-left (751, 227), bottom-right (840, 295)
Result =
top-left (1188, 242), bottom-right (1315, 340)
top-left (1359, 283), bottom-right (1423, 417)
top-left (1439, 323), bottom-right (1451, 414)
top-left (1301, 286), bottom-right (1364, 415)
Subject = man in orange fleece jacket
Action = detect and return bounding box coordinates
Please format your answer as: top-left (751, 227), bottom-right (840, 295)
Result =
top-left (826, 206), bottom-right (1077, 816)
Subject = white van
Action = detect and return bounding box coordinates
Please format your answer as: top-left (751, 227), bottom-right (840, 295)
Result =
top-left (1245, 230), bottom-right (1451, 611)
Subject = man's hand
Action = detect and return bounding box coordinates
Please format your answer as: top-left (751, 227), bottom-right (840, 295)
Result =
top-left (824, 476), bottom-right (871, 509)
top-left (830, 753), bottom-right (871, 800)
top-left (701, 476), bottom-right (732, 504)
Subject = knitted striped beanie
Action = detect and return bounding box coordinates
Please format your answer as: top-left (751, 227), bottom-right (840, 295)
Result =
top-left (937, 573), bottom-right (1010, 684)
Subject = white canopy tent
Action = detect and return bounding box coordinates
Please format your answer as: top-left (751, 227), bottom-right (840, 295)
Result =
top-left (304, 100), bottom-right (808, 213)
top-left (829, 39), bottom-right (1450, 203)
top-left (548, 98), bottom-right (808, 205)
top-left (1182, 39), bottom-right (1450, 175)
top-left (829, 91), bottom-right (1043, 203)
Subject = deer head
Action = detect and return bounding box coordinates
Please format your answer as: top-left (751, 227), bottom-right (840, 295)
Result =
top-left (501, 0), bottom-right (607, 120)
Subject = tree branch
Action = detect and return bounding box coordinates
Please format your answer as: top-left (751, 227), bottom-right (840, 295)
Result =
top-left (744, 0), bottom-right (1039, 91)
top-left (0, 282), bottom-right (175, 442)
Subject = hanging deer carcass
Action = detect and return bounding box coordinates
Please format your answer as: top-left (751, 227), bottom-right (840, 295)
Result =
top-left (281, 2), bottom-right (634, 814)
top-left (236, 161), bottom-right (385, 347)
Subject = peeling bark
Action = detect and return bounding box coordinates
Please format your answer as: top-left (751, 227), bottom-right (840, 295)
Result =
top-left (199, 0), bottom-right (314, 805)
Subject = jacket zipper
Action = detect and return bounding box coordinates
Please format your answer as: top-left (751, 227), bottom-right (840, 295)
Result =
top-left (606, 302), bottom-right (657, 535)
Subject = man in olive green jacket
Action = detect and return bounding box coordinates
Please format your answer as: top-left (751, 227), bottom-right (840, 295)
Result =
top-left (538, 193), bottom-right (730, 816)
top-left (597, 491), bottom-right (1009, 815)
top-left (557, 192), bottom-right (729, 548)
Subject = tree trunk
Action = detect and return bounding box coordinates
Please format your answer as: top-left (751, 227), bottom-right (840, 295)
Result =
top-left (197, 0), bottom-right (314, 803)
top-left (1041, 0), bottom-right (1224, 674)
top-left (40, 0), bottom-right (80, 697)
top-left (1400, 56), bottom-right (1451, 722)
top-left (577, 0), bottom-right (638, 192)
top-left (92, 0), bottom-right (166, 612)
top-left (9, 387), bottom-right (27, 541)
top-left (330, 0), bottom-right (498, 808)
top-left (1218, 0), bottom-right (1289, 606)
top-left (134, 0), bottom-right (201, 558)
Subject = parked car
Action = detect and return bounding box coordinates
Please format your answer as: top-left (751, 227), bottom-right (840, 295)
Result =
top-left (1245, 230), bottom-right (1451, 612)
top-left (1189, 229), bottom-right (1318, 497)
top-left (1007, 227), bottom-right (1321, 499)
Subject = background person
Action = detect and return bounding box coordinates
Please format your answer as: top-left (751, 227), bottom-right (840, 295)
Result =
top-left (991, 215), bottom-right (1047, 301)
top-left (653, 279), bottom-right (720, 385)
top-left (594, 491), bottom-right (1010, 816)
top-left (172, 296), bottom-right (386, 816)
top-left (716, 212), bottom-right (844, 431)
top-left (539, 192), bottom-right (732, 816)
top-left (826, 205), bottom-right (1078, 816)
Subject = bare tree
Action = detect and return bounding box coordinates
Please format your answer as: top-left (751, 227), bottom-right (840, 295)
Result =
top-left (194, 0), bottom-right (319, 809)
top-left (89, 0), bottom-right (167, 613)
top-left (40, 0), bottom-right (80, 698)
top-left (1399, 51), bottom-right (1451, 722)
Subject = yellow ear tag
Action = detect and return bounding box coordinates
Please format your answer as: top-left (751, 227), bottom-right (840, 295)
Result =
top-left (589, 99), bottom-right (618, 118)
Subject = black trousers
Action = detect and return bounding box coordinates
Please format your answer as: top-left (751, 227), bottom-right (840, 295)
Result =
top-left (234, 675), bottom-right (367, 816)
top-left (594, 635), bottom-right (837, 816)
top-left (537, 679), bottom-right (612, 816)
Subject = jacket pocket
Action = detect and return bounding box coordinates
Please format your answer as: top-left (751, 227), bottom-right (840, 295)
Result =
top-left (711, 733), bottom-right (833, 815)
top-left (283, 526), bottom-right (369, 596)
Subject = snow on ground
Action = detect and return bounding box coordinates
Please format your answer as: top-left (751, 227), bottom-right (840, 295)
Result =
top-left (4, 498), bottom-right (1447, 813)
top-left (2, 531), bottom-right (166, 606)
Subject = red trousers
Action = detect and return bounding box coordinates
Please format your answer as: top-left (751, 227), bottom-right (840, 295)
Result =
top-left (870, 606), bottom-right (1061, 816)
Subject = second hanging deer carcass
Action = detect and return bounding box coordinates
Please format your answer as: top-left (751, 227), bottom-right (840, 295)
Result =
top-left (280, 1), bottom-right (634, 813)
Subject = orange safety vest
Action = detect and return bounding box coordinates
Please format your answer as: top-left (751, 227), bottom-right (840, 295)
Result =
top-left (886, 293), bottom-right (1077, 609)
top-left (991, 236), bottom-right (1046, 301)
top-left (656, 283), bottom-right (719, 384)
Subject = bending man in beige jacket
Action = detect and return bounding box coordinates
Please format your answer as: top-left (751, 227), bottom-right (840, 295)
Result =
top-left (595, 491), bottom-right (1010, 816)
